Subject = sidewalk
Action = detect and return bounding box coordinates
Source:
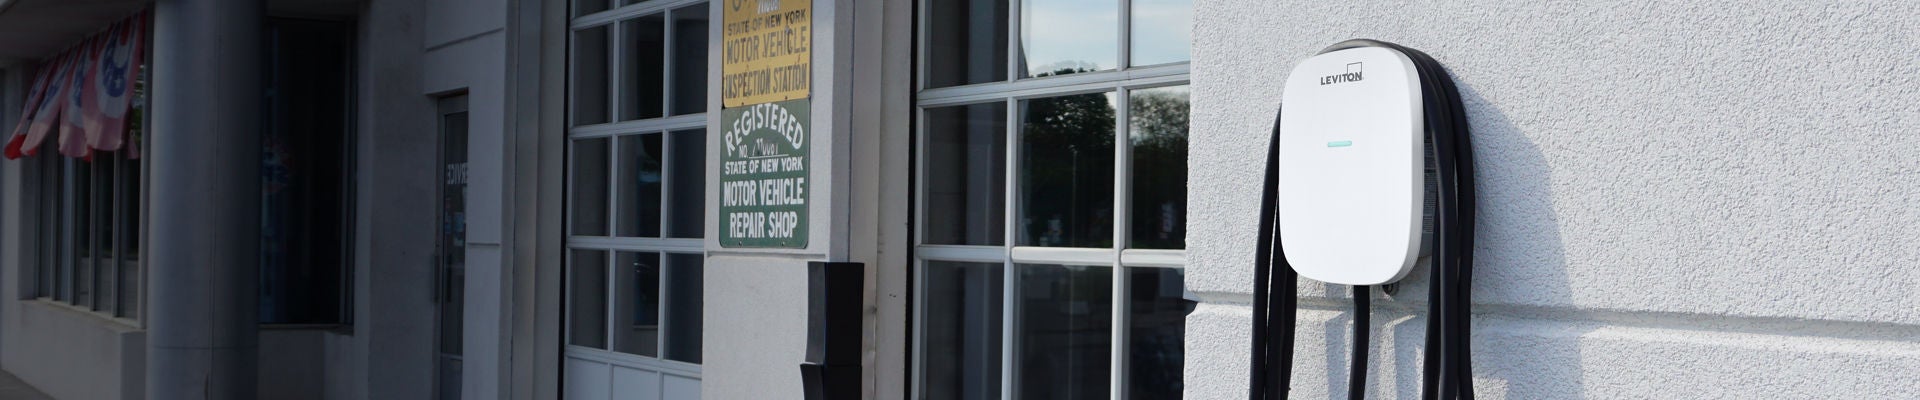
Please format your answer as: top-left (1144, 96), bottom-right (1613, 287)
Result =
top-left (0, 370), bottom-right (51, 400)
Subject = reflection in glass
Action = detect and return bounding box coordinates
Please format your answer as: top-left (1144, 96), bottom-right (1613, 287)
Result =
top-left (1019, 93), bottom-right (1115, 248)
top-left (1021, 0), bottom-right (1117, 78)
top-left (1016, 264), bottom-right (1112, 399)
top-left (926, 0), bottom-right (1008, 88)
top-left (1128, 267), bottom-right (1189, 398)
top-left (575, 0), bottom-right (610, 17)
top-left (923, 261), bottom-right (1004, 400)
top-left (616, 134), bottom-right (662, 237)
top-left (569, 250), bottom-right (608, 348)
top-left (667, 129), bottom-right (706, 238)
top-left (439, 265), bottom-right (465, 355)
top-left (1129, 0), bottom-right (1192, 66)
top-left (1128, 86), bottom-right (1188, 249)
top-left (664, 253), bottom-right (704, 363)
top-left (670, 4), bottom-right (710, 115)
top-left (613, 252), bottom-right (661, 357)
top-left (573, 26), bottom-right (610, 125)
top-left (571, 138), bottom-right (610, 236)
top-left (620, 15), bottom-right (665, 121)
top-left (925, 103), bottom-right (1007, 245)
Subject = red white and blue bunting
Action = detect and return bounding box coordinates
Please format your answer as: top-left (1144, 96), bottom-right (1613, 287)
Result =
top-left (6, 10), bottom-right (148, 160)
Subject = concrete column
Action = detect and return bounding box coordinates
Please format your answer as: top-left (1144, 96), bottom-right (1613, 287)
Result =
top-left (147, 0), bottom-right (263, 398)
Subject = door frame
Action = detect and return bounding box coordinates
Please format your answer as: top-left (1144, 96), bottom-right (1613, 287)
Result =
top-left (434, 93), bottom-right (471, 400)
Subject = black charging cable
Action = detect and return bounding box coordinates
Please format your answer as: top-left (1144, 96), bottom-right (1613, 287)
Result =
top-left (1249, 110), bottom-right (1296, 400)
top-left (1350, 285), bottom-right (1370, 400)
top-left (1250, 39), bottom-right (1476, 400)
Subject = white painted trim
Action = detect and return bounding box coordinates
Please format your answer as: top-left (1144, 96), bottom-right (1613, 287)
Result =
top-left (567, 111), bottom-right (706, 138)
top-left (566, 237), bottom-right (706, 253)
top-left (916, 64), bottom-right (1189, 107)
top-left (570, 0), bottom-right (709, 30)
top-left (1008, 247), bottom-right (1113, 266)
top-left (564, 346), bottom-right (704, 378)
top-left (1119, 249), bottom-right (1186, 268)
top-left (915, 245), bottom-right (1006, 263)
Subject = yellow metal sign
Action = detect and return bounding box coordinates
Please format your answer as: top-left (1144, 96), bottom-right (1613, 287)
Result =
top-left (722, 0), bottom-right (811, 107)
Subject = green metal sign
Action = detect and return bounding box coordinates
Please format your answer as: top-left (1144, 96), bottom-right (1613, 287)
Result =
top-left (719, 98), bottom-right (810, 248)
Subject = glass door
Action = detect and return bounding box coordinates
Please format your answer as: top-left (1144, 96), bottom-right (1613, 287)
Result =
top-left (436, 95), bottom-right (470, 400)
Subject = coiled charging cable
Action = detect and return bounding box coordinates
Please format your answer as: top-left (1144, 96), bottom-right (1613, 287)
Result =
top-left (1249, 39), bottom-right (1476, 400)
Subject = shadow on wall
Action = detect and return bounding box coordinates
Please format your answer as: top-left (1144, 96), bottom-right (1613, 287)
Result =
top-left (1311, 80), bottom-right (1595, 399)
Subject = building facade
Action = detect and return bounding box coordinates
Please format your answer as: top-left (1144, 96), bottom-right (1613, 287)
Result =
top-left (0, 0), bottom-right (1914, 399)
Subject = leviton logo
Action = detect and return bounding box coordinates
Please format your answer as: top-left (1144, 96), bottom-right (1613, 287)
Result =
top-left (1321, 62), bottom-right (1364, 85)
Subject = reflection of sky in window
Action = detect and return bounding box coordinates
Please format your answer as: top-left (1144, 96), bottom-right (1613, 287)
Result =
top-left (1023, 0), bottom-right (1118, 75)
top-left (1131, 0), bottom-right (1192, 66)
top-left (1023, 0), bottom-right (1192, 75)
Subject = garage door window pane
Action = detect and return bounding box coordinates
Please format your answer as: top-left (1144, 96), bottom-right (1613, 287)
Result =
top-left (569, 250), bottom-right (609, 348)
top-left (1018, 93), bottom-right (1115, 248)
top-left (572, 138), bottom-right (610, 236)
top-left (573, 26), bottom-right (610, 125)
top-left (1128, 0), bottom-right (1191, 66)
top-left (613, 251), bottom-right (661, 357)
top-left (923, 261), bottom-right (1004, 400)
top-left (926, 0), bottom-right (1009, 88)
top-left (670, 4), bottom-right (710, 116)
top-left (925, 103), bottom-right (1007, 246)
top-left (1127, 85), bottom-right (1187, 249)
top-left (1020, 0), bottom-right (1116, 77)
top-left (1015, 264), bottom-right (1111, 399)
top-left (620, 15), bottom-right (665, 121)
top-left (616, 134), bottom-right (662, 237)
top-left (1127, 267), bottom-right (1187, 398)
top-left (664, 253), bottom-right (704, 363)
top-left (667, 129), bottom-right (706, 238)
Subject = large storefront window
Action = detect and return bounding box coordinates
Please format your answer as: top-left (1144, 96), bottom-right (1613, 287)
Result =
top-left (16, 15), bottom-right (357, 327)
top-left (915, 0), bottom-right (1192, 398)
top-left (566, 0), bottom-right (710, 397)
top-left (18, 14), bottom-right (153, 320)
top-left (260, 18), bottom-right (356, 326)
top-left (32, 150), bottom-right (143, 320)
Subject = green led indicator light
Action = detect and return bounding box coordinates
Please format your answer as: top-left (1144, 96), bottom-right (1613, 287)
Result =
top-left (1327, 140), bottom-right (1353, 147)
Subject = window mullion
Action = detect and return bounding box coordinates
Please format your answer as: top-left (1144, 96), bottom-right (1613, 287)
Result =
top-left (94, 159), bottom-right (107, 309)
top-left (658, 131), bottom-right (671, 237)
top-left (606, 18), bottom-right (624, 237)
top-left (1114, 86), bottom-right (1132, 250)
top-left (609, 137), bottom-right (623, 236)
top-left (658, 253), bottom-right (671, 359)
top-left (61, 159), bottom-right (74, 302)
top-left (911, 107), bottom-right (926, 248)
top-left (1109, 257), bottom-right (1130, 400)
top-left (1110, 86), bottom-right (1132, 399)
top-left (608, 16), bottom-right (625, 124)
top-left (604, 249), bottom-right (617, 350)
top-left (108, 155), bottom-right (123, 316)
top-left (565, 140), bottom-right (577, 238)
top-left (89, 159), bottom-right (102, 310)
top-left (999, 96), bottom-right (1019, 400)
top-left (1117, 0), bottom-right (1130, 71)
top-left (1007, 0), bottom-right (1022, 81)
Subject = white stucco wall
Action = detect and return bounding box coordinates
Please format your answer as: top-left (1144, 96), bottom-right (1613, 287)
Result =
top-left (1186, 1), bottom-right (1920, 398)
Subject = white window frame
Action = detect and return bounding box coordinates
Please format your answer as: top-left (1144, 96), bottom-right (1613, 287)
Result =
top-left (565, 0), bottom-right (711, 380)
top-left (910, 0), bottom-right (1192, 398)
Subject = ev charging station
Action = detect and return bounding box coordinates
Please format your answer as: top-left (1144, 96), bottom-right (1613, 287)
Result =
top-left (1249, 39), bottom-right (1478, 400)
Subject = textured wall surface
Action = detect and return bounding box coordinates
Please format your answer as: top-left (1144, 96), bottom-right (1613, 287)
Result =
top-left (1186, 1), bottom-right (1920, 398)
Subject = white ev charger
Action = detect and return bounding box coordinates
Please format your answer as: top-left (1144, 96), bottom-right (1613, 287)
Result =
top-left (1248, 39), bottom-right (1478, 400)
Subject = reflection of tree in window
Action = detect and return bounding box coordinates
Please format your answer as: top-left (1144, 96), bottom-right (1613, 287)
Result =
top-left (1016, 265), bottom-right (1113, 399)
top-left (1128, 87), bottom-right (1189, 249)
top-left (1021, 68), bottom-right (1115, 248)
